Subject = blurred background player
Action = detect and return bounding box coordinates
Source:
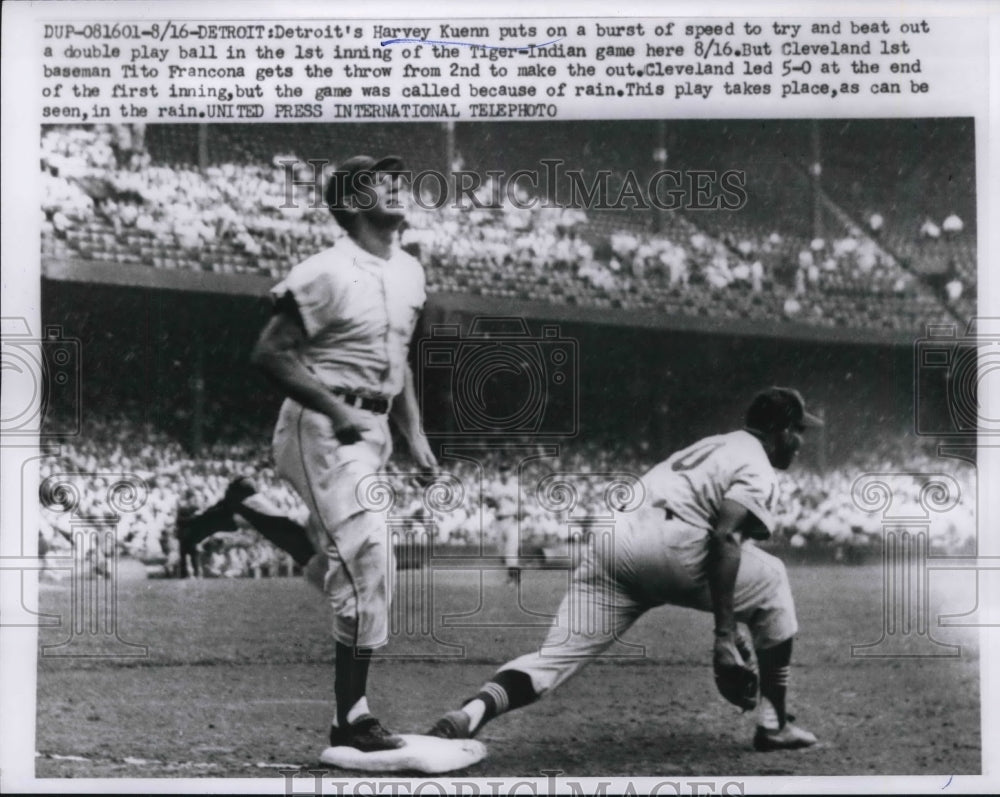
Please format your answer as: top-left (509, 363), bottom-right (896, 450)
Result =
top-left (171, 478), bottom-right (308, 577)
top-left (487, 463), bottom-right (523, 584)
top-left (174, 487), bottom-right (236, 578)
top-left (251, 155), bottom-right (438, 753)
top-left (428, 387), bottom-right (821, 752)
top-left (225, 477), bottom-right (316, 568)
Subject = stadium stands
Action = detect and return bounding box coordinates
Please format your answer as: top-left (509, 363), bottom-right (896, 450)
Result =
top-left (40, 123), bottom-right (971, 333)
top-left (37, 122), bottom-right (977, 576)
top-left (37, 413), bottom-right (976, 579)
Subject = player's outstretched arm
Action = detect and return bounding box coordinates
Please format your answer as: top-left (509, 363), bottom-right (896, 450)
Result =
top-left (251, 309), bottom-right (365, 442)
top-left (390, 363), bottom-right (438, 477)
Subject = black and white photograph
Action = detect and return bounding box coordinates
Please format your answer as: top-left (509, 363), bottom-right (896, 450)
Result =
top-left (2, 2), bottom-right (998, 794)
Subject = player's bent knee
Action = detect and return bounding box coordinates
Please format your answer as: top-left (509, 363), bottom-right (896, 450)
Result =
top-left (749, 608), bottom-right (798, 650)
top-left (501, 649), bottom-right (590, 697)
top-left (330, 595), bottom-right (390, 648)
top-left (741, 556), bottom-right (799, 647)
top-left (333, 614), bottom-right (360, 647)
top-left (747, 586), bottom-right (798, 648)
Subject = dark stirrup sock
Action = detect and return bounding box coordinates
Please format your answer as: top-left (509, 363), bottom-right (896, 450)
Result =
top-left (334, 643), bottom-right (373, 727)
top-left (756, 638), bottom-right (793, 727)
top-left (465, 669), bottom-right (538, 732)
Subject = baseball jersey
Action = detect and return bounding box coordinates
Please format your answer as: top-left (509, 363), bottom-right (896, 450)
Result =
top-left (271, 235), bottom-right (426, 400)
top-left (642, 430), bottom-right (779, 539)
top-left (494, 477), bottom-right (521, 520)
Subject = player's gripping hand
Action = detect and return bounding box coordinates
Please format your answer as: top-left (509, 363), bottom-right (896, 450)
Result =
top-left (328, 403), bottom-right (367, 446)
top-left (408, 433), bottom-right (440, 486)
top-left (334, 425), bottom-right (364, 445)
top-left (712, 628), bottom-right (759, 711)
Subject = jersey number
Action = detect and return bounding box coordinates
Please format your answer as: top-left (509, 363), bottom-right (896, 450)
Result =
top-left (670, 441), bottom-right (723, 472)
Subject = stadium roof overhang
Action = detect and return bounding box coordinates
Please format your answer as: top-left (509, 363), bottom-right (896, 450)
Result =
top-left (42, 257), bottom-right (916, 346)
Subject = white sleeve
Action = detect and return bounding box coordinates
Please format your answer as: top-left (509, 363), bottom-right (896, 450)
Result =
top-left (270, 261), bottom-right (346, 340)
top-left (723, 446), bottom-right (778, 535)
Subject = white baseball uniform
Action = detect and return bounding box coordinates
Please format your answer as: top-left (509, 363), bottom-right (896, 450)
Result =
top-left (499, 430), bottom-right (798, 696)
top-left (495, 475), bottom-right (522, 569)
top-left (270, 235), bottom-right (426, 649)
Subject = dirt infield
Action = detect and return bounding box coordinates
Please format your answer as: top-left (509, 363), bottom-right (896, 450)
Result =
top-left (35, 564), bottom-right (980, 778)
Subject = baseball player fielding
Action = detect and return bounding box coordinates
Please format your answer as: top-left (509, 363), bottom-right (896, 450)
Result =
top-left (426, 387), bottom-right (822, 753)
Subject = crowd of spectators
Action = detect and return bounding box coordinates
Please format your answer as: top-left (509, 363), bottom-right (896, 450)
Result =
top-left (41, 126), bottom-right (341, 277)
top-left (35, 125), bottom-right (976, 576)
top-left (873, 210), bottom-right (975, 319)
top-left (816, 141), bottom-right (976, 320)
top-left (40, 126), bottom-right (964, 332)
top-left (37, 413), bottom-right (977, 580)
top-left (773, 444), bottom-right (977, 559)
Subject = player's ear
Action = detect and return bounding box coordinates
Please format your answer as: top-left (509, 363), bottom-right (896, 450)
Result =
top-left (342, 194), bottom-right (362, 218)
top-left (781, 426), bottom-right (801, 446)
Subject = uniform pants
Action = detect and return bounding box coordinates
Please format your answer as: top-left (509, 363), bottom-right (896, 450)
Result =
top-left (499, 509), bottom-right (798, 696)
top-left (272, 399), bottom-right (395, 649)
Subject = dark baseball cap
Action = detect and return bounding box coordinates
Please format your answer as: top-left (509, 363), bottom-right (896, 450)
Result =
top-left (745, 387), bottom-right (823, 433)
top-left (325, 154), bottom-right (405, 209)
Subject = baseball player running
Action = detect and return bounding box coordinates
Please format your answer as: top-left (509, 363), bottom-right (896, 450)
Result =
top-left (427, 387), bottom-right (820, 752)
top-left (251, 155), bottom-right (438, 752)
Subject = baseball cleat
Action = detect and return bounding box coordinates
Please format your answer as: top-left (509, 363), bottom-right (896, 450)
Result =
top-left (329, 715), bottom-right (405, 752)
top-left (426, 709), bottom-right (474, 739)
top-left (753, 721), bottom-right (818, 752)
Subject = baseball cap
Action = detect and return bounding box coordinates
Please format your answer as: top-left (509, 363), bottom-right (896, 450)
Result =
top-left (325, 154), bottom-right (405, 209)
top-left (744, 387), bottom-right (823, 433)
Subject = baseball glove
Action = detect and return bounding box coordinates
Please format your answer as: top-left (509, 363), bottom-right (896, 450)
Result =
top-left (713, 630), bottom-right (759, 711)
